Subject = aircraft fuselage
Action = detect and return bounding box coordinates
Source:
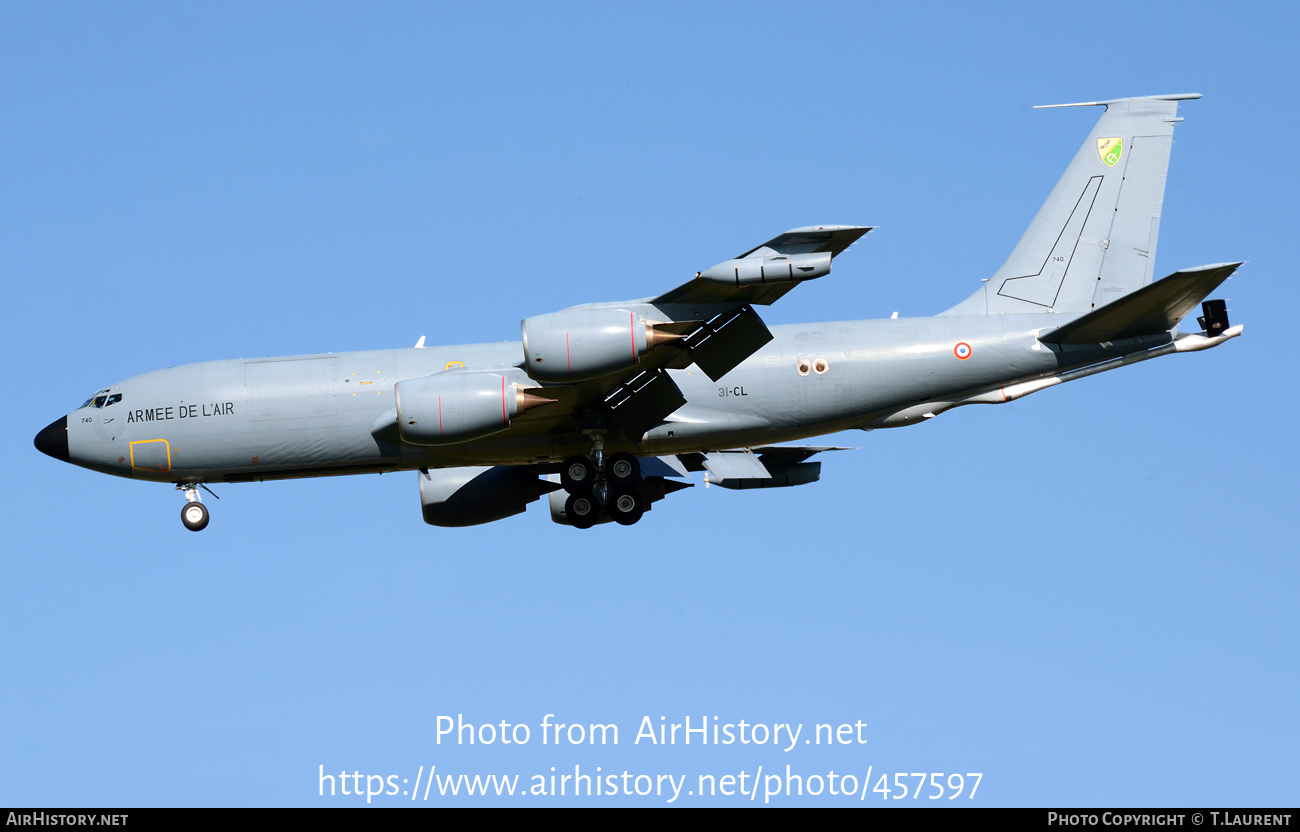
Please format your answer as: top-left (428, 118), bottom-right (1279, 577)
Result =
top-left (48, 312), bottom-right (1166, 485)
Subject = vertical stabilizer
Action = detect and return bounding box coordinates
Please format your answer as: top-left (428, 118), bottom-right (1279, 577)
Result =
top-left (943, 94), bottom-right (1199, 317)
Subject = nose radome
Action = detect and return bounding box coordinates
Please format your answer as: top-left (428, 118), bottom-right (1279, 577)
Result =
top-left (34, 416), bottom-right (69, 462)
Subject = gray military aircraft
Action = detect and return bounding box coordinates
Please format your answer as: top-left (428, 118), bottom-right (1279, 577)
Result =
top-left (35, 94), bottom-right (1242, 531)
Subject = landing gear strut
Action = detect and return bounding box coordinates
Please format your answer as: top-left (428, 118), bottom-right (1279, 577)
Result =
top-left (177, 482), bottom-right (216, 532)
top-left (559, 433), bottom-right (645, 527)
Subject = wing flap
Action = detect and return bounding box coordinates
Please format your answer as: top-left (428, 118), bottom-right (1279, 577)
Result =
top-left (603, 368), bottom-right (688, 438)
top-left (701, 450), bottom-right (771, 480)
top-left (683, 305), bottom-right (774, 381)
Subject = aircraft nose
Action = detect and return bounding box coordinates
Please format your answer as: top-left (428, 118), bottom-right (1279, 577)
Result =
top-left (34, 416), bottom-right (69, 462)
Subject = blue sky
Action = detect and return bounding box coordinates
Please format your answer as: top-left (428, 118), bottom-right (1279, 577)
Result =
top-left (3, 1), bottom-right (1296, 807)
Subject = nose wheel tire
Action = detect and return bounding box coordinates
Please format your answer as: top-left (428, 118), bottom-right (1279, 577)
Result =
top-left (561, 456), bottom-right (596, 494)
top-left (565, 493), bottom-right (599, 529)
top-left (181, 501), bottom-right (210, 532)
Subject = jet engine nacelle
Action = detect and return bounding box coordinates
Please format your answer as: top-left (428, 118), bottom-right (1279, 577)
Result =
top-left (395, 371), bottom-right (548, 446)
top-left (521, 308), bottom-right (677, 383)
top-left (419, 466), bottom-right (555, 527)
top-left (697, 251), bottom-right (832, 286)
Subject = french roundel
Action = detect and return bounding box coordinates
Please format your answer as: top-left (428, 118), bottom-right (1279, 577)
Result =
top-left (954, 342), bottom-right (972, 360)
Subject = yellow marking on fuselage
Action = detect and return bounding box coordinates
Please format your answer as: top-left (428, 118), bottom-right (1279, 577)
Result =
top-left (129, 439), bottom-right (171, 472)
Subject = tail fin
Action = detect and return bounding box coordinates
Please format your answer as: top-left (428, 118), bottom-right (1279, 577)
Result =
top-left (943, 94), bottom-right (1200, 317)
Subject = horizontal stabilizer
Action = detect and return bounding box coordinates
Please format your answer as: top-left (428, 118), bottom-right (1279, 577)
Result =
top-left (1039, 262), bottom-right (1241, 345)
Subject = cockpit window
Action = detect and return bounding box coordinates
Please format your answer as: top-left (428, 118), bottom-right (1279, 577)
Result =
top-left (79, 389), bottom-right (121, 409)
top-left (79, 389), bottom-right (107, 409)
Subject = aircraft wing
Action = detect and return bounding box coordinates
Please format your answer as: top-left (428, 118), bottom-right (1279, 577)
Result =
top-left (513, 227), bottom-right (871, 443)
top-left (750, 444), bottom-right (852, 464)
top-left (651, 225), bottom-right (872, 307)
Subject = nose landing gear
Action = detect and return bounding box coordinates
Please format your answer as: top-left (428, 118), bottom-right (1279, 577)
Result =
top-left (177, 482), bottom-right (217, 532)
top-left (181, 500), bottom-right (209, 532)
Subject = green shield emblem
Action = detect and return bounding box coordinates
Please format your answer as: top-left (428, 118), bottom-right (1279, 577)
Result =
top-left (1098, 137), bottom-right (1123, 168)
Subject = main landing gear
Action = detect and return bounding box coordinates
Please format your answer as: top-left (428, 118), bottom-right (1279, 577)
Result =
top-left (561, 433), bottom-right (644, 529)
top-left (177, 482), bottom-right (217, 532)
